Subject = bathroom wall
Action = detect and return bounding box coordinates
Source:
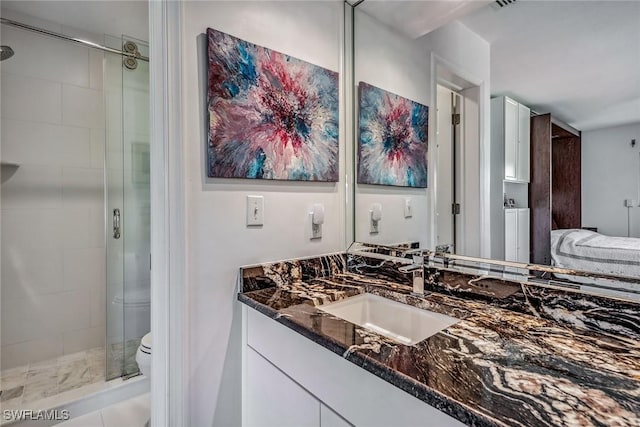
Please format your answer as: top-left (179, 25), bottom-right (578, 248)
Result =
top-left (582, 122), bottom-right (640, 237)
top-left (180, 2), bottom-right (345, 425)
top-left (354, 14), bottom-right (490, 255)
top-left (419, 20), bottom-right (491, 257)
top-left (0, 10), bottom-right (106, 368)
top-left (354, 10), bottom-right (431, 247)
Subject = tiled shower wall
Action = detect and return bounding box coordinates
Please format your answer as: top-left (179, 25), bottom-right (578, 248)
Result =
top-left (1, 10), bottom-right (106, 369)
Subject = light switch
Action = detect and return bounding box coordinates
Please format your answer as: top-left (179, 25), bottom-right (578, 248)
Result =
top-left (404, 198), bottom-right (413, 218)
top-left (247, 195), bottom-right (264, 226)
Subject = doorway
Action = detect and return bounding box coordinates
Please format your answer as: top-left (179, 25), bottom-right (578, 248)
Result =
top-left (436, 85), bottom-right (462, 253)
top-left (0, 10), bottom-right (150, 415)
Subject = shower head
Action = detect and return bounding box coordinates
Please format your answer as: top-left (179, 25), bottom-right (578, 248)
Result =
top-left (1, 46), bottom-right (14, 61)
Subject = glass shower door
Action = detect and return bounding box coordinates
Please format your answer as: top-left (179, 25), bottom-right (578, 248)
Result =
top-left (105, 35), bottom-right (150, 380)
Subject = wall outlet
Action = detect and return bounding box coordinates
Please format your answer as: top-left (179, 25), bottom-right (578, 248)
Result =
top-left (310, 203), bottom-right (325, 239)
top-left (247, 195), bottom-right (264, 226)
top-left (625, 199), bottom-right (636, 207)
top-left (404, 198), bottom-right (413, 218)
top-left (370, 203), bottom-right (382, 234)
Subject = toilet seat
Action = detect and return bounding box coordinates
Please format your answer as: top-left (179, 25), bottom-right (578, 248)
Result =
top-left (139, 333), bottom-right (151, 354)
top-left (136, 333), bottom-right (152, 380)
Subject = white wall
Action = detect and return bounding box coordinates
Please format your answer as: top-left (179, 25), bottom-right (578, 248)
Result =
top-left (582, 122), bottom-right (640, 237)
top-left (352, 15), bottom-right (490, 254)
top-left (419, 20), bottom-right (490, 257)
top-left (1, 11), bottom-right (106, 368)
top-left (180, 2), bottom-right (345, 425)
top-left (354, 10), bottom-right (431, 247)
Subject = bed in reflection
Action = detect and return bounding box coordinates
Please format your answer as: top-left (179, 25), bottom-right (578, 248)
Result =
top-left (550, 229), bottom-right (640, 299)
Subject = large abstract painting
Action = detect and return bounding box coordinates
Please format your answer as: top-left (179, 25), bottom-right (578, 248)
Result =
top-left (357, 82), bottom-right (428, 188)
top-left (207, 28), bottom-right (339, 181)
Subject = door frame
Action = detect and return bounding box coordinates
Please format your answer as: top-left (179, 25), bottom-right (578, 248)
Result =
top-left (429, 53), bottom-right (488, 257)
top-left (149, 1), bottom-right (187, 426)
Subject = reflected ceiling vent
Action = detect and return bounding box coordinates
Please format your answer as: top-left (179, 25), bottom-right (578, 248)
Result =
top-left (493, 0), bottom-right (516, 9)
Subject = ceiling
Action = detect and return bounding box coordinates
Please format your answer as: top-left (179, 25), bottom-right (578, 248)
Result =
top-left (360, 0), bottom-right (640, 132)
top-left (460, 0), bottom-right (640, 131)
top-left (358, 0), bottom-right (491, 39)
top-left (1, 1), bottom-right (149, 42)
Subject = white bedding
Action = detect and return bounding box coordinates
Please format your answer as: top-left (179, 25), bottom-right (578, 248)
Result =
top-left (550, 229), bottom-right (640, 299)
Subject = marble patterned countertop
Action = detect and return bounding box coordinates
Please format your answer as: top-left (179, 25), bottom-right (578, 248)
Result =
top-left (238, 252), bottom-right (640, 427)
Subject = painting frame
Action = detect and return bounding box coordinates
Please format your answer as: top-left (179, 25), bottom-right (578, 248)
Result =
top-left (206, 28), bottom-right (340, 182)
top-left (357, 82), bottom-right (429, 188)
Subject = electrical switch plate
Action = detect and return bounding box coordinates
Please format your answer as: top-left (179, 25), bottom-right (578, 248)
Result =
top-left (247, 195), bottom-right (264, 226)
top-left (404, 198), bottom-right (413, 218)
top-left (625, 199), bottom-right (636, 207)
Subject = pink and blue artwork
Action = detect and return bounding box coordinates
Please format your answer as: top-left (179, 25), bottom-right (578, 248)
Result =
top-left (207, 28), bottom-right (339, 182)
top-left (357, 82), bottom-right (428, 188)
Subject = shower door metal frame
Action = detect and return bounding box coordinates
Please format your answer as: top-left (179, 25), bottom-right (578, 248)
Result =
top-left (0, 17), bottom-right (150, 61)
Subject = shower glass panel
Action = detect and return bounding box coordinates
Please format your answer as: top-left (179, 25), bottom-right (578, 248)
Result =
top-left (105, 35), bottom-right (150, 380)
top-left (121, 36), bottom-right (150, 377)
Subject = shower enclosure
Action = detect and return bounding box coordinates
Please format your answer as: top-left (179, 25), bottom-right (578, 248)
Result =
top-left (0, 9), bottom-right (149, 413)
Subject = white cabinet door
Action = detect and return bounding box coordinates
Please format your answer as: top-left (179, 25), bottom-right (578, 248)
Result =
top-left (517, 209), bottom-right (530, 263)
top-left (505, 209), bottom-right (530, 263)
top-left (504, 209), bottom-right (518, 262)
top-left (320, 404), bottom-right (352, 427)
top-left (517, 104), bottom-right (531, 182)
top-left (246, 347), bottom-right (320, 427)
top-left (504, 98), bottom-right (518, 181)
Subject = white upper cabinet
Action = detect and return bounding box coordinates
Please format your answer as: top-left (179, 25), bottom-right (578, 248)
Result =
top-left (517, 103), bottom-right (531, 182)
top-left (504, 98), bottom-right (518, 180)
top-left (492, 96), bottom-right (531, 182)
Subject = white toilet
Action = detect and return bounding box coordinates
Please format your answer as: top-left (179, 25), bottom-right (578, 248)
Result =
top-left (136, 332), bottom-right (151, 377)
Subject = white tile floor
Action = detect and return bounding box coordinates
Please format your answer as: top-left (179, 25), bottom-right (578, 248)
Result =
top-left (57, 393), bottom-right (149, 427)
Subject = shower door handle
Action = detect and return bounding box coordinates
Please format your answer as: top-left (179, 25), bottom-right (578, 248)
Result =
top-left (113, 208), bottom-right (121, 239)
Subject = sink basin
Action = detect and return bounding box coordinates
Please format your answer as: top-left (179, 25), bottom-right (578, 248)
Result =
top-left (318, 293), bottom-right (460, 345)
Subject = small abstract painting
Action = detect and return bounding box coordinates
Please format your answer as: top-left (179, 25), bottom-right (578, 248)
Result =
top-left (357, 82), bottom-right (428, 188)
top-left (207, 28), bottom-right (339, 181)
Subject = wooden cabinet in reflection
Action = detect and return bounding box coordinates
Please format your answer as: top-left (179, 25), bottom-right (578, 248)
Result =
top-left (530, 113), bottom-right (582, 265)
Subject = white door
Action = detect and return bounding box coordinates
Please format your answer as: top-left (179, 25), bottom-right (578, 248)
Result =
top-left (517, 208), bottom-right (530, 263)
top-left (246, 348), bottom-right (320, 427)
top-left (517, 104), bottom-right (531, 182)
top-left (504, 209), bottom-right (518, 262)
top-left (436, 85), bottom-right (455, 247)
top-left (504, 98), bottom-right (518, 181)
top-left (320, 404), bottom-right (353, 427)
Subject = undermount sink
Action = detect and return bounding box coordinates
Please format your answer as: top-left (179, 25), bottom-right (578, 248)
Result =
top-left (318, 293), bottom-right (460, 345)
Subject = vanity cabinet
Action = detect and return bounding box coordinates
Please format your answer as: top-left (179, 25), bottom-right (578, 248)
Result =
top-left (492, 96), bottom-right (530, 183)
top-left (246, 347), bottom-right (322, 427)
top-left (242, 306), bottom-right (464, 427)
top-left (505, 208), bottom-right (530, 263)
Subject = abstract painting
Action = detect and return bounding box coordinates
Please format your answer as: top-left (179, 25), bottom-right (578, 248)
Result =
top-left (357, 82), bottom-right (428, 188)
top-left (207, 28), bottom-right (339, 181)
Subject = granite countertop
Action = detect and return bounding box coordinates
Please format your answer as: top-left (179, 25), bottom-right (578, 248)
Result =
top-left (238, 253), bottom-right (640, 427)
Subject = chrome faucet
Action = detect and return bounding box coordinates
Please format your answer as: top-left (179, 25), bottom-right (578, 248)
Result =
top-left (398, 251), bottom-right (425, 295)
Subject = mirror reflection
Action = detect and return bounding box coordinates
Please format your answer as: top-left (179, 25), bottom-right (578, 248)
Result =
top-left (351, 0), bottom-right (640, 298)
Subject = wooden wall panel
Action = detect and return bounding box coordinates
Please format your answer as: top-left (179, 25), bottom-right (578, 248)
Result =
top-left (529, 114), bottom-right (552, 265)
top-left (552, 136), bottom-right (581, 230)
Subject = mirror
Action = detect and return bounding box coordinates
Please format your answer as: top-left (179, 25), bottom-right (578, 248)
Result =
top-left (349, 0), bottom-right (640, 299)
